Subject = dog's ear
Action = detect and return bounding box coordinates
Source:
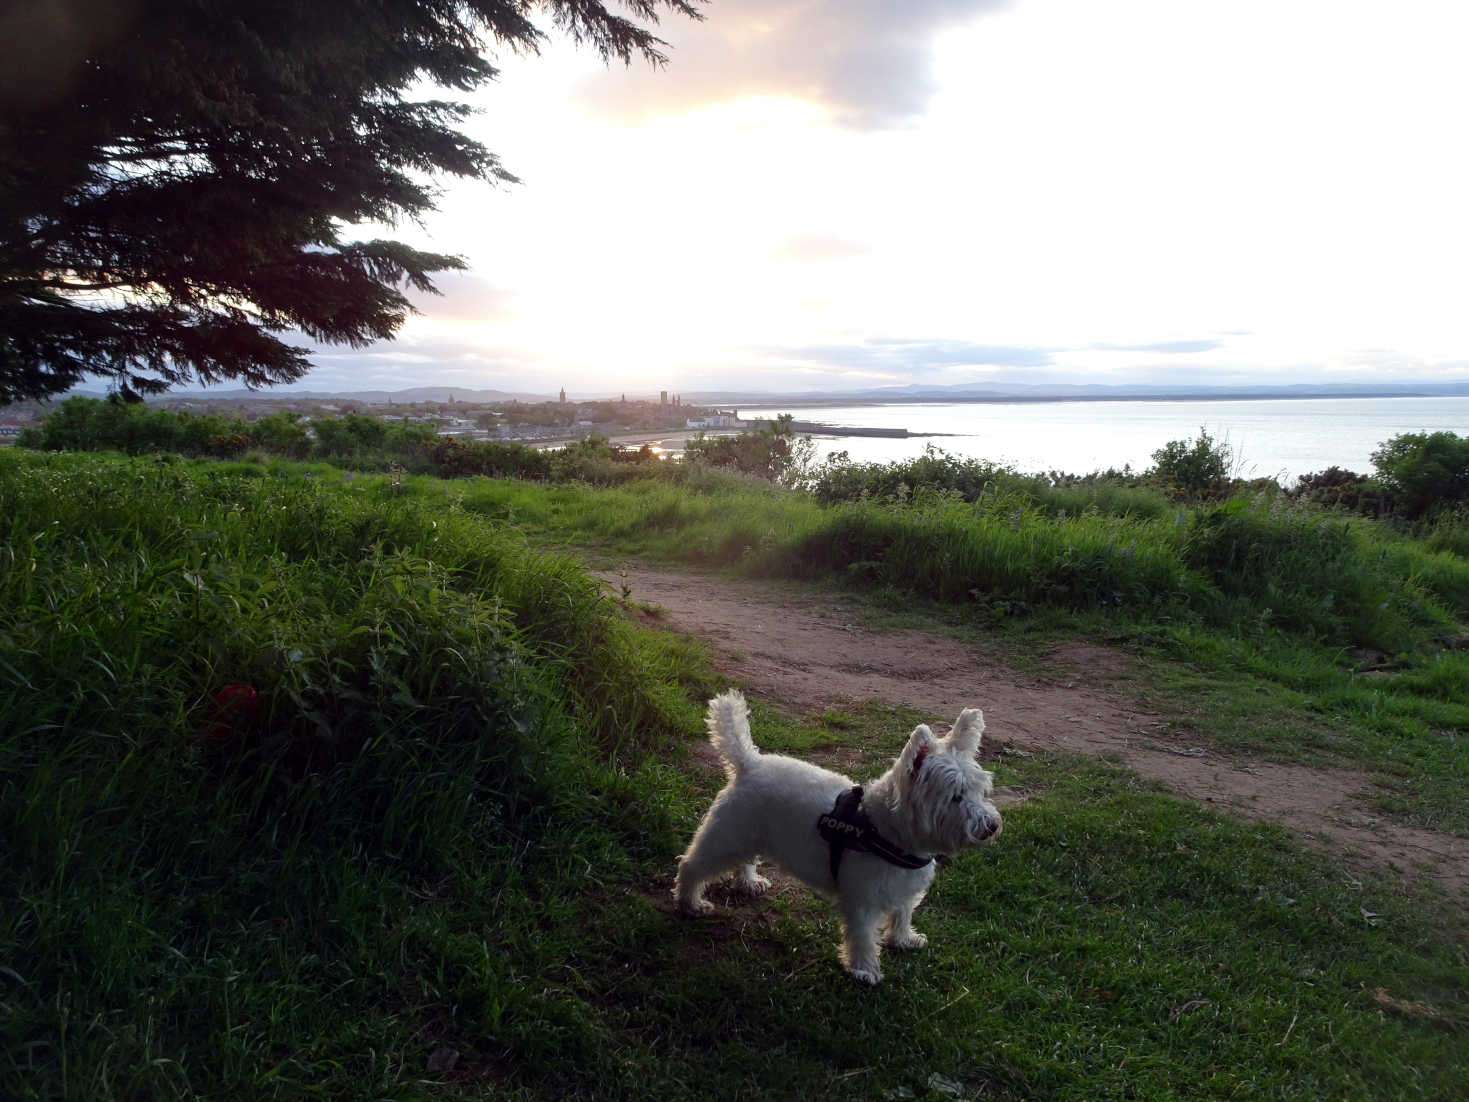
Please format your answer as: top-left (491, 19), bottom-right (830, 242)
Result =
top-left (897, 724), bottom-right (937, 782)
top-left (948, 708), bottom-right (984, 756)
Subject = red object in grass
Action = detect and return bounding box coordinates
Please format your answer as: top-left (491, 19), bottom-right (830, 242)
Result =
top-left (205, 683), bottom-right (260, 744)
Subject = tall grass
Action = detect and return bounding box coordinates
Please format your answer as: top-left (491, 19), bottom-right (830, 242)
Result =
top-left (808, 445), bottom-right (1171, 521)
top-left (0, 448), bottom-right (713, 1097)
top-left (1181, 496), bottom-right (1465, 650)
top-left (460, 473), bottom-right (1469, 653)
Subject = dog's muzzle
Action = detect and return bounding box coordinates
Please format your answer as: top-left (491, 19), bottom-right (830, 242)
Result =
top-left (973, 814), bottom-right (1003, 843)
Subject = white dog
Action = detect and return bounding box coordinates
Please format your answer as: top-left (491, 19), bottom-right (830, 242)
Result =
top-left (674, 689), bottom-right (1003, 984)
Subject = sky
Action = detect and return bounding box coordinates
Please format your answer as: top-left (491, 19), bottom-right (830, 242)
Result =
top-left (294, 0), bottom-right (1469, 398)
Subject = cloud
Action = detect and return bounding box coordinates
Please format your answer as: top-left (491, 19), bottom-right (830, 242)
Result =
top-left (1091, 339), bottom-right (1225, 355)
top-left (406, 273), bottom-right (516, 323)
top-left (770, 337), bottom-right (1054, 373)
top-left (575, 0), bottom-right (1010, 129)
top-left (289, 328), bottom-right (542, 391)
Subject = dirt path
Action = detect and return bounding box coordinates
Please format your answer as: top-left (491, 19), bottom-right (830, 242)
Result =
top-left (607, 565), bottom-right (1469, 902)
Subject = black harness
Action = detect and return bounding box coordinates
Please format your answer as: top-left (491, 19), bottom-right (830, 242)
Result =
top-left (816, 785), bottom-right (936, 883)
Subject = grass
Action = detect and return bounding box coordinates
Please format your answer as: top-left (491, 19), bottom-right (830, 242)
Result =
top-left (452, 472), bottom-right (1467, 650)
top-left (450, 468), bottom-right (1469, 832)
top-left (2, 447), bottom-right (1466, 1099)
top-left (544, 753), bottom-right (1467, 1100)
top-left (0, 449), bottom-right (716, 1097)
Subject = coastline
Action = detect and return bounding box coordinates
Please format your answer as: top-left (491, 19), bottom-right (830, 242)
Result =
top-left (529, 426), bottom-right (746, 451)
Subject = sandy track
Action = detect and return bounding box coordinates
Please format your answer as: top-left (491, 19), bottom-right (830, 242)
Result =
top-left (605, 565), bottom-right (1468, 901)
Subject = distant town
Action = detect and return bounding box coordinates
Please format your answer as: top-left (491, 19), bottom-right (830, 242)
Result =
top-left (0, 388), bottom-right (750, 448)
top-left (8, 376), bottom-right (1467, 446)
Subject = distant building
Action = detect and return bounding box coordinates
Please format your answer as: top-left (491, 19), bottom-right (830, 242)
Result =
top-left (686, 410), bottom-right (741, 430)
top-left (559, 388), bottom-right (567, 404)
top-left (660, 390), bottom-right (668, 405)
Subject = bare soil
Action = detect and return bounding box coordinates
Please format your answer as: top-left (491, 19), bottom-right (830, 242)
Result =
top-left (607, 565), bottom-right (1469, 902)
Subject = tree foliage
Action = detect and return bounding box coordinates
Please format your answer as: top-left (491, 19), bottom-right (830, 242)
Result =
top-left (1148, 427), bottom-right (1233, 499)
top-left (1370, 431), bottom-right (1469, 519)
top-left (684, 414), bottom-right (814, 484)
top-left (0, 0), bottom-right (701, 403)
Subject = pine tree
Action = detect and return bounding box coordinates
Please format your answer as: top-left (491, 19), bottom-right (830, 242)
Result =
top-left (0, 0), bottom-right (701, 402)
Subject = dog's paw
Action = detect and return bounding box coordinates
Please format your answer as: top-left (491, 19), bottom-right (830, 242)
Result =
top-left (888, 929), bottom-right (928, 951)
top-left (736, 873), bottom-right (772, 896)
top-left (677, 896), bottom-right (716, 917)
top-left (846, 963), bottom-right (883, 986)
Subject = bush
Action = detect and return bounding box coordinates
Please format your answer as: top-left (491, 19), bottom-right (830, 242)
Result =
top-left (1181, 498), bottom-right (1451, 648)
top-left (249, 410), bottom-right (311, 458)
top-left (310, 411), bottom-right (391, 457)
top-left (808, 445), bottom-right (1014, 505)
top-left (1370, 431), bottom-right (1469, 519)
top-left (17, 395), bottom-right (252, 456)
top-left (808, 449), bottom-right (1169, 523)
top-left (684, 415), bottom-right (812, 483)
top-left (1291, 466), bottom-right (1378, 512)
top-left (420, 435), bottom-right (553, 479)
top-left (1422, 510), bottom-right (1469, 558)
top-left (1147, 427), bottom-right (1233, 499)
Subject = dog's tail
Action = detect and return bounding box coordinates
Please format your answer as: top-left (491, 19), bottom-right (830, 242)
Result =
top-left (706, 689), bottom-right (758, 778)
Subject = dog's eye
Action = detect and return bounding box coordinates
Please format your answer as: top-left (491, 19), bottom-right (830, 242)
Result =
top-left (951, 794), bottom-right (962, 803)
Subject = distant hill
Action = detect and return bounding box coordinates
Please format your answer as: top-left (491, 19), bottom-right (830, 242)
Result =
top-left (65, 378), bottom-right (1469, 408)
top-left (681, 380), bottom-right (1469, 406)
top-left (143, 386), bottom-right (559, 405)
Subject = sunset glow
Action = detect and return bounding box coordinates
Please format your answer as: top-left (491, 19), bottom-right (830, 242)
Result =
top-left (297, 0), bottom-right (1469, 397)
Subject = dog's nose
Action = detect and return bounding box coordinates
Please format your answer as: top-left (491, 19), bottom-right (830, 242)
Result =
top-left (976, 815), bottom-right (1003, 843)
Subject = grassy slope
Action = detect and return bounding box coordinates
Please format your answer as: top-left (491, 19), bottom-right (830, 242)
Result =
top-left (1, 450), bottom-right (716, 1097)
top-left (455, 470), bottom-right (1469, 835)
top-left (2, 450), bottom-right (1465, 1099)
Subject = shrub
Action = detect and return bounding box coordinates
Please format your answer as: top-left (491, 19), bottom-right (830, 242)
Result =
top-left (310, 411), bottom-right (391, 457)
top-left (420, 434), bottom-right (553, 479)
top-left (249, 410), bottom-right (311, 458)
top-left (808, 445), bottom-right (1014, 505)
top-left (1147, 427), bottom-right (1233, 499)
top-left (808, 449), bottom-right (1169, 522)
top-left (1370, 431), bottom-right (1469, 519)
top-left (1291, 466), bottom-right (1378, 512)
top-left (684, 415), bottom-right (812, 483)
top-left (17, 395), bottom-right (252, 456)
top-left (1181, 498), bottom-right (1450, 648)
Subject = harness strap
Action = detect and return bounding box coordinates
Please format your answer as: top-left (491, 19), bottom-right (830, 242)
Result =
top-left (816, 785), bottom-right (934, 883)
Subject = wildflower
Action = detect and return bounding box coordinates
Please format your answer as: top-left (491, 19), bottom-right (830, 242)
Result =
top-left (204, 683), bottom-right (259, 745)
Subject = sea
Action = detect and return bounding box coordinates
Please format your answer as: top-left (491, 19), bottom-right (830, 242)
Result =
top-left (738, 396), bottom-right (1469, 484)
